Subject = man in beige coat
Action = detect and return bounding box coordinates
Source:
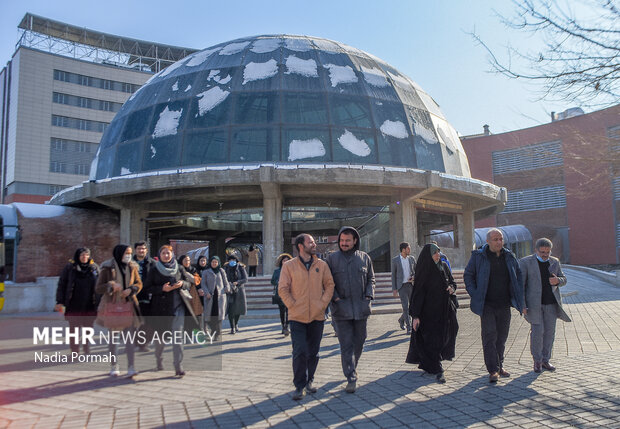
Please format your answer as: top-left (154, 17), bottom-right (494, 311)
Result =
top-left (520, 237), bottom-right (571, 373)
top-left (278, 233), bottom-right (335, 400)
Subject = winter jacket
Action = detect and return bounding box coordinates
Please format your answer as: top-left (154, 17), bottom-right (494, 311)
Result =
top-left (202, 268), bottom-right (231, 321)
top-left (326, 226), bottom-right (375, 321)
top-left (56, 260), bottom-right (100, 312)
top-left (278, 255), bottom-right (334, 323)
top-left (95, 258), bottom-right (143, 327)
top-left (520, 254), bottom-right (571, 324)
top-left (464, 244), bottom-right (525, 316)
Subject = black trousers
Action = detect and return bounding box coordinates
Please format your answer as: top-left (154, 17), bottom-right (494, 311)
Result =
top-left (289, 320), bottom-right (324, 389)
top-left (249, 266), bottom-right (257, 277)
top-left (333, 318), bottom-right (368, 382)
top-left (481, 303), bottom-right (511, 373)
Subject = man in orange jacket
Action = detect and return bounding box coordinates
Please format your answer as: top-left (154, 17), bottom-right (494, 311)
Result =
top-left (278, 233), bottom-right (335, 400)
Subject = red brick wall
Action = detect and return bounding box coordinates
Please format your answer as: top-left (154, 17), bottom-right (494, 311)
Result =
top-left (462, 104), bottom-right (620, 264)
top-left (16, 207), bottom-right (120, 282)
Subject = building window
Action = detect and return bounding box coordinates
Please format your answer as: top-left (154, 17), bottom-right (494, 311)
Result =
top-left (492, 141), bottom-right (563, 175)
top-left (53, 69), bottom-right (141, 94)
top-left (48, 185), bottom-right (67, 195)
top-left (51, 115), bottom-right (108, 133)
top-left (50, 138), bottom-right (68, 151)
top-left (52, 92), bottom-right (122, 113)
top-left (503, 185), bottom-right (567, 213)
top-left (77, 142), bottom-right (90, 153)
top-left (50, 161), bottom-right (66, 173)
top-left (74, 164), bottom-right (89, 175)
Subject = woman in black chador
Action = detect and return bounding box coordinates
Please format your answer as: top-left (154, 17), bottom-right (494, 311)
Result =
top-left (406, 243), bottom-right (459, 383)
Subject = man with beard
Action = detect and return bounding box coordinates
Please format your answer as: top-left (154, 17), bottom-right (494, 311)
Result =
top-left (133, 241), bottom-right (156, 352)
top-left (326, 226), bottom-right (375, 393)
top-left (278, 234), bottom-right (334, 400)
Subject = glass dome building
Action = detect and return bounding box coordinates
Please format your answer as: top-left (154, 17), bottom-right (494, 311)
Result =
top-left (54, 35), bottom-right (504, 273)
top-left (91, 35), bottom-right (470, 179)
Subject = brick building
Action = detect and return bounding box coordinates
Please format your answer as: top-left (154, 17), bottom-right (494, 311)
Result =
top-left (461, 104), bottom-right (620, 265)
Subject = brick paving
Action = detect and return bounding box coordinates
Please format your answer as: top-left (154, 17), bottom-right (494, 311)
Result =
top-left (0, 267), bottom-right (619, 428)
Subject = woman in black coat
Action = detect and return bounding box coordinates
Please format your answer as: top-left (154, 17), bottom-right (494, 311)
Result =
top-left (406, 243), bottom-right (459, 383)
top-left (145, 245), bottom-right (195, 377)
top-left (55, 247), bottom-right (99, 354)
top-left (223, 255), bottom-right (248, 334)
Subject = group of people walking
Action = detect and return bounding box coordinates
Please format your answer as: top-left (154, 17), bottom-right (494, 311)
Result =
top-left (55, 227), bottom-right (571, 398)
top-left (54, 242), bottom-right (249, 378)
top-left (391, 228), bottom-right (570, 387)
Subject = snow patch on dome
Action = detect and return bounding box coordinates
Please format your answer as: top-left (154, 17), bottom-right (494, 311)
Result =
top-left (251, 38), bottom-right (281, 53)
top-left (413, 121), bottom-right (439, 144)
top-left (285, 55), bottom-right (318, 77)
top-left (172, 81), bottom-right (178, 91)
top-left (288, 138), bottom-right (326, 161)
top-left (361, 66), bottom-right (389, 87)
top-left (285, 38), bottom-right (312, 52)
top-left (243, 59), bottom-right (278, 84)
top-left (323, 64), bottom-right (357, 87)
top-left (338, 130), bottom-right (371, 156)
top-left (186, 48), bottom-right (220, 67)
top-left (220, 41), bottom-right (250, 55)
top-left (196, 87), bottom-right (230, 116)
top-left (380, 120), bottom-right (408, 139)
top-left (152, 106), bottom-right (183, 138)
top-left (158, 59), bottom-right (187, 78)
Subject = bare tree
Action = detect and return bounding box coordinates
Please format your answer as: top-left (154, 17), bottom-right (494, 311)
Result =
top-left (471, 0), bottom-right (620, 106)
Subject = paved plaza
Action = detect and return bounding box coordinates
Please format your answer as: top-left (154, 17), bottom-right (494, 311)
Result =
top-left (0, 267), bottom-right (619, 428)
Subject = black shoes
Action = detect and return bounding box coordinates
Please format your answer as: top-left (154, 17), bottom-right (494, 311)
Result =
top-left (398, 318), bottom-right (405, 330)
top-left (542, 361), bottom-right (556, 371)
top-left (436, 372), bottom-right (446, 383)
top-left (345, 380), bottom-right (357, 393)
top-left (305, 382), bottom-right (317, 394)
top-left (175, 369), bottom-right (185, 377)
top-left (534, 362), bottom-right (542, 373)
top-left (292, 387), bottom-right (305, 400)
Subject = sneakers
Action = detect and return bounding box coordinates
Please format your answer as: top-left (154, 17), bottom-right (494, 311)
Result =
top-left (305, 381), bottom-right (317, 394)
top-left (489, 372), bottom-right (499, 383)
top-left (436, 372), bottom-right (446, 384)
top-left (499, 368), bottom-right (511, 377)
top-left (292, 387), bottom-right (305, 401)
top-left (109, 364), bottom-right (120, 377)
top-left (534, 361), bottom-right (542, 373)
top-left (345, 380), bottom-right (357, 393)
top-left (127, 366), bottom-right (138, 377)
top-left (542, 361), bottom-right (556, 371)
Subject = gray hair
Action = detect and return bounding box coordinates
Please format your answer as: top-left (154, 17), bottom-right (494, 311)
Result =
top-left (486, 228), bottom-right (503, 241)
top-left (535, 237), bottom-right (553, 249)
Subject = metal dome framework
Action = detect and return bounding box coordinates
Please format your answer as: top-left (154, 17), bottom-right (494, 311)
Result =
top-left (53, 35), bottom-right (505, 272)
top-left (91, 35), bottom-right (470, 179)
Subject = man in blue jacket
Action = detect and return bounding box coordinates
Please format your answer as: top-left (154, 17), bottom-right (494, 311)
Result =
top-left (464, 228), bottom-right (526, 383)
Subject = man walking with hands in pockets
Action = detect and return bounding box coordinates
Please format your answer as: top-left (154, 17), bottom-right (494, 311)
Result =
top-left (278, 234), bottom-right (335, 400)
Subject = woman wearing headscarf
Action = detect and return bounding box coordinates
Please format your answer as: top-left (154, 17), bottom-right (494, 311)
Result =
top-left (224, 254), bottom-right (248, 334)
top-left (145, 245), bottom-right (195, 377)
top-left (95, 244), bottom-right (142, 377)
top-left (178, 254), bottom-right (204, 333)
top-left (194, 255), bottom-right (208, 275)
top-left (55, 247), bottom-right (99, 354)
top-left (201, 256), bottom-right (230, 340)
top-left (406, 243), bottom-right (459, 383)
top-left (271, 253), bottom-right (292, 336)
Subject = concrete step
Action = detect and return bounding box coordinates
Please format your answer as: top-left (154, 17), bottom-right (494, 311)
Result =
top-left (244, 269), bottom-right (469, 318)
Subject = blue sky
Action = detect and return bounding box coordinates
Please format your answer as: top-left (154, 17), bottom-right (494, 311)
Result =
top-left (0, 0), bottom-right (586, 136)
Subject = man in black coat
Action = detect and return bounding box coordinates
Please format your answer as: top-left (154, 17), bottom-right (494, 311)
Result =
top-left (326, 226), bottom-right (375, 394)
top-left (133, 241), bottom-right (156, 352)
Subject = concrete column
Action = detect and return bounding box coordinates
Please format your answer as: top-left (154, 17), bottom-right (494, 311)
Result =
top-left (210, 235), bottom-right (227, 262)
top-left (461, 207), bottom-right (475, 267)
top-left (262, 184), bottom-right (283, 275)
top-left (389, 198), bottom-right (417, 260)
top-left (120, 208), bottom-right (146, 246)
